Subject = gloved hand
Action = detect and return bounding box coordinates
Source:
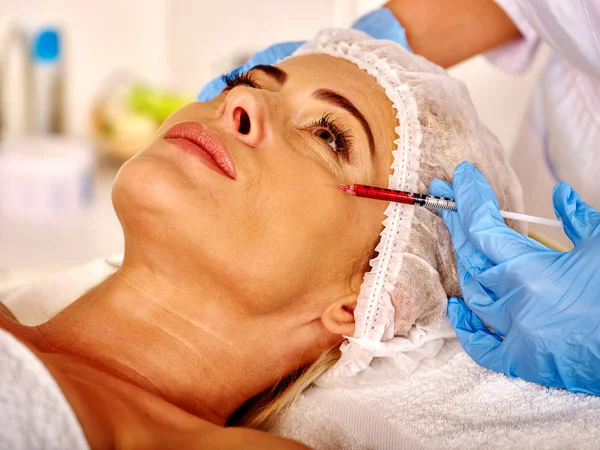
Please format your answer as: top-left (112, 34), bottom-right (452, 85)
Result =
top-left (197, 8), bottom-right (411, 101)
top-left (429, 161), bottom-right (600, 395)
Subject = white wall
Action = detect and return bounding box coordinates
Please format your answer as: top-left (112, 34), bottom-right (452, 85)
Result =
top-left (1, 0), bottom-right (340, 136)
top-left (449, 48), bottom-right (550, 154)
top-left (166, 0), bottom-right (338, 93)
top-left (0, 0), bottom-right (169, 136)
top-left (1, 0), bottom-right (548, 152)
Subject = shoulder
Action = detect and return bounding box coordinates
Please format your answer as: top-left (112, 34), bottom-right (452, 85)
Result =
top-left (114, 397), bottom-right (310, 450)
top-left (194, 426), bottom-right (311, 450)
top-left (130, 420), bottom-right (311, 449)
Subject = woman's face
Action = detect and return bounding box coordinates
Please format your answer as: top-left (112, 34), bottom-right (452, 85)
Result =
top-left (113, 54), bottom-right (396, 317)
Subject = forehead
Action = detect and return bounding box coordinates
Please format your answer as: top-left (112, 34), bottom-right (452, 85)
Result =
top-left (277, 54), bottom-right (396, 173)
top-left (278, 54), bottom-right (374, 86)
top-left (276, 54), bottom-right (389, 110)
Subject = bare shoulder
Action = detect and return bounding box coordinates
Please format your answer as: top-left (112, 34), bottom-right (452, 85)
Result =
top-left (197, 426), bottom-right (311, 450)
top-left (127, 414), bottom-right (311, 450)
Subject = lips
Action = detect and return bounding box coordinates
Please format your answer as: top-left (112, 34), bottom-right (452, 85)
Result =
top-left (163, 122), bottom-right (237, 179)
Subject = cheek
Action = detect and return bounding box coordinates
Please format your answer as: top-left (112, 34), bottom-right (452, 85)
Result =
top-left (206, 159), bottom-right (341, 296)
top-left (259, 175), bottom-right (386, 288)
top-left (235, 131), bottom-right (389, 287)
top-left (328, 201), bottom-right (387, 274)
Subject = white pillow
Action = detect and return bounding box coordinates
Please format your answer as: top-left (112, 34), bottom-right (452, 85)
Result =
top-left (1, 255), bottom-right (121, 325)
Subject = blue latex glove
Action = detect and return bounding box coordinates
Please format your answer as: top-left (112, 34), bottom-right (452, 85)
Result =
top-left (429, 161), bottom-right (600, 395)
top-left (197, 8), bottom-right (410, 102)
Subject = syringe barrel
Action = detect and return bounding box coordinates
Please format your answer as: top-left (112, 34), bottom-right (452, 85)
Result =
top-left (424, 197), bottom-right (457, 210)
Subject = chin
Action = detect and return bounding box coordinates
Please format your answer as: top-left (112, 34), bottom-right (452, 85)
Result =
top-left (112, 148), bottom-right (227, 263)
top-left (112, 151), bottom-right (189, 226)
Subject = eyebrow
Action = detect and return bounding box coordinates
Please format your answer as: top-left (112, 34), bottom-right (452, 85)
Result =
top-left (249, 65), bottom-right (375, 158)
top-left (251, 64), bottom-right (288, 84)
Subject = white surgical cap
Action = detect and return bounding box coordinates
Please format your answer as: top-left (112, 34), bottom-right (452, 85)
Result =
top-left (291, 29), bottom-right (526, 386)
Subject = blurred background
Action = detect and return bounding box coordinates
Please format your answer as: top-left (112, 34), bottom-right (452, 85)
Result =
top-left (0, 0), bottom-right (549, 284)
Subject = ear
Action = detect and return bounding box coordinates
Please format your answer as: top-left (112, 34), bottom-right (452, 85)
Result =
top-left (321, 297), bottom-right (356, 337)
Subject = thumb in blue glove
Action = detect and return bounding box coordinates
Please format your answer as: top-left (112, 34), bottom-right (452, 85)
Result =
top-left (553, 180), bottom-right (600, 245)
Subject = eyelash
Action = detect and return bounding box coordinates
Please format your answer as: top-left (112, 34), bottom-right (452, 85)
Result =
top-left (221, 72), bottom-right (353, 160)
top-left (308, 113), bottom-right (353, 159)
top-left (221, 71), bottom-right (259, 90)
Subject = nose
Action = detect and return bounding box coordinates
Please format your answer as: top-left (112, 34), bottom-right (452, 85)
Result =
top-left (221, 88), bottom-right (268, 148)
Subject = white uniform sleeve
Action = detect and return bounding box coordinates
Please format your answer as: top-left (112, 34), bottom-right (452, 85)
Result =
top-left (486, 0), bottom-right (600, 77)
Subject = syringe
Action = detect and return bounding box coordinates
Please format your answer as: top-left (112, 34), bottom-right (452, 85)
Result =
top-left (337, 184), bottom-right (563, 228)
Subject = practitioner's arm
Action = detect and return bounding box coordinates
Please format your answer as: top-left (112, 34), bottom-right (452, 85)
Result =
top-left (384, 0), bottom-right (520, 67)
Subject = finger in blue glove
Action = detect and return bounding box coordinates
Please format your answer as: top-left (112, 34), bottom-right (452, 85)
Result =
top-left (447, 296), bottom-right (504, 370)
top-left (429, 177), bottom-right (494, 276)
top-left (430, 176), bottom-right (511, 334)
top-left (553, 181), bottom-right (600, 244)
top-left (452, 162), bottom-right (549, 264)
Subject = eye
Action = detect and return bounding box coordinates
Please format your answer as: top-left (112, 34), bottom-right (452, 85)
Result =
top-left (308, 113), bottom-right (353, 160)
top-left (312, 128), bottom-right (336, 148)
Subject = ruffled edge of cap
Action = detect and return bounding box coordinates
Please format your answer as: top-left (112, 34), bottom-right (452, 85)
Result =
top-left (290, 29), bottom-right (436, 384)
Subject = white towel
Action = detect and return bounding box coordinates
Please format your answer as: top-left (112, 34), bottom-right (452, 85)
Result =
top-left (0, 328), bottom-right (89, 449)
top-left (5, 258), bottom-right (600, 449)
top-left (270, 341), bottom-right (600, 449)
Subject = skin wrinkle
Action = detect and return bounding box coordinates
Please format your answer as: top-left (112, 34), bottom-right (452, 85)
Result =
top-left (6, 54), bottom-right (397, 447)
top-left (244, 170), bottom-right (277, 237)
top-left (248, 204), bottom-right (278, 236)
top-left (242, 148), bottom-right (270, 237)
top-left (147, 301), bottom-right (221, 350)
top-left (249, 62), bottom-right (377, 176)
top-left (295, 130), bottom-right (348, 178)
top-left (116, 322), bottom-right (193, 403)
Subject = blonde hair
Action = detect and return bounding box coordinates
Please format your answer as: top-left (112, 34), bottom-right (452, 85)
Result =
top-left (227, 346), bottom-right (341, 429)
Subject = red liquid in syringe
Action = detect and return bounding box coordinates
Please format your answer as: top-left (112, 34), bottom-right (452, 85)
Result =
top-left (337, 184), bottom-right (457, 210)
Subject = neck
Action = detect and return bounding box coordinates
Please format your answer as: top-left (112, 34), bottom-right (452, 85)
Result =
top-left (35, 259), bottom-right (314, 425)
